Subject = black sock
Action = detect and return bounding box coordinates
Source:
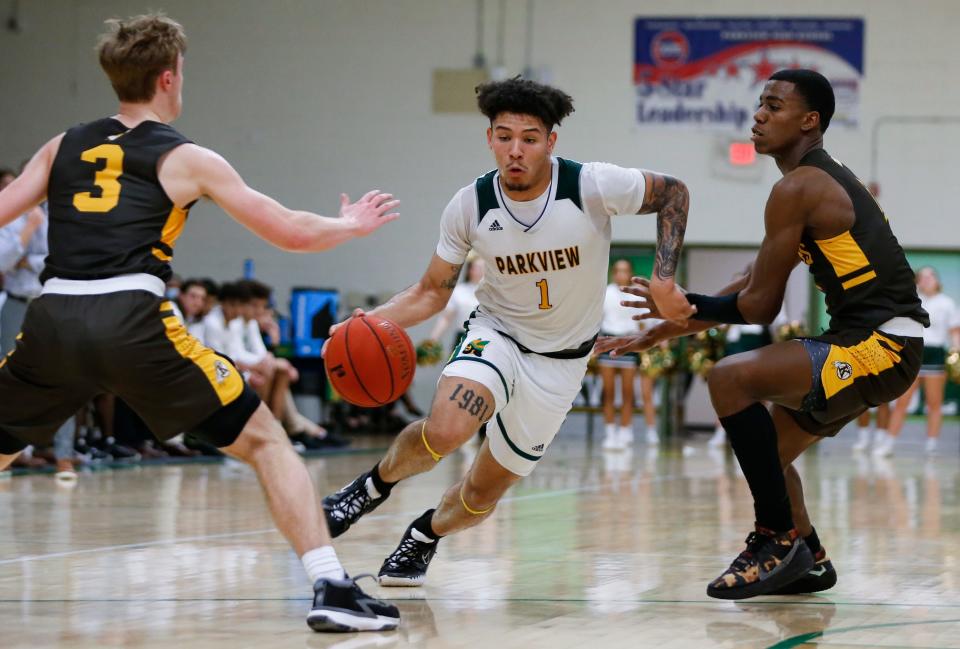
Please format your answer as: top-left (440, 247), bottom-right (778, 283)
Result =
top-left (804, 527), bottom-right (822, 555)
top-left (720, 403), bottom-right (794, 533)
top-left (370, 462), bottom-right (397, 497)
top-left (412, 508), bottom-right (442, 540)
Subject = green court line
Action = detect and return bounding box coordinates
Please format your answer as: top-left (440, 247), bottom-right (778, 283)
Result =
top-left (766, 618), bottom-right (960, 649)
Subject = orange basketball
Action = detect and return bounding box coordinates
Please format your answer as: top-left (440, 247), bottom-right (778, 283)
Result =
top-left (324, 315), bottom-right (416, 407)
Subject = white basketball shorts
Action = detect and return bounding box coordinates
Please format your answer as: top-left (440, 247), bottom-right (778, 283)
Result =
top-left (440, 312), bottom-right (589, 476)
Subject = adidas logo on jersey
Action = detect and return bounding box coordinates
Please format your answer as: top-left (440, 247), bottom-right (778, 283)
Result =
top-left (531, 443), bottom-right (544, 452)
top-left (488, 219), bottom-right (503, 231)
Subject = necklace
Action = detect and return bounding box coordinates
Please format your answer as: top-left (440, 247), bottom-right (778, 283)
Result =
top-left (496, 170), bottom-right (553, 232)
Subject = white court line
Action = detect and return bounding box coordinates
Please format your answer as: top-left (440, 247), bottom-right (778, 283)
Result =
top-left (0, 472), bottom-right (676, 566)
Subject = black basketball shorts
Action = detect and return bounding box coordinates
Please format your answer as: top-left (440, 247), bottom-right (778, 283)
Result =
top-left (0, 281), bottom-right (260, 454)
top-left (787, 327), bottom-right (923, 437)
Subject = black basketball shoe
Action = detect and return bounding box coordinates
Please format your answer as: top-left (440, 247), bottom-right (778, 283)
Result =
top-left (378, 513), bottom-right (440, 587)
top-left (307, 574), bottom-right (400, 632)
top-left (322, 471), bottom-right (389, 538)
top-left (707, 526), bottom-right (814, 600)
top-left (768, 548), bottom-right (837, 595)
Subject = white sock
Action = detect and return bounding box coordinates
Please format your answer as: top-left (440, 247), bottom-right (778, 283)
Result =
top-left (605, 423), bottom-right (617, 437)
top-left (302, 546), bottom-right (346, 583)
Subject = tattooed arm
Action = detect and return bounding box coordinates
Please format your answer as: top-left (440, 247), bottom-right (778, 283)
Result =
top-left (638, 171), bottom-right (695, 321)
top-left (329, 254), bottom-right (463, 337)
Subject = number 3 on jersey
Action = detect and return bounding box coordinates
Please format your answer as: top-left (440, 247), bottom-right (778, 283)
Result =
top-left (73, 144), bottom-right (124, 213)
top-left (536, 278), bottom-right (552, 310)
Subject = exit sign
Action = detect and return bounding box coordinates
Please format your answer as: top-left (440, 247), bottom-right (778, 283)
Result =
top-left (728, 142), bottom-right (756, 166)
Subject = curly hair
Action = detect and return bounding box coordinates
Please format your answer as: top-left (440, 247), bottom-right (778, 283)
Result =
top-left (475, 77), bottom-right (575, 130)
top-left (97, 13), bottom-right (187, 102)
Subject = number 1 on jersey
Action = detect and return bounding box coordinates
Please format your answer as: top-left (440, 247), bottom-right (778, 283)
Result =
top-left (73, 144), bottom-right (124, 213)
top-left (536, 278), bottom-right (552, 310)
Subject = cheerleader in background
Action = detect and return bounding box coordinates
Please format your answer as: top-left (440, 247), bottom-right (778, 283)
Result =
top-left (882, 266), bottom-right (960, 456)
top-left (598, 259), bottom-right (659, 450)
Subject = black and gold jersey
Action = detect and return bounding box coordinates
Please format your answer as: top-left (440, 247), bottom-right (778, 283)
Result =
top-left (796, 148), bottom-right (928, 331)
top-left (42, 118), bottom-right (194, 283)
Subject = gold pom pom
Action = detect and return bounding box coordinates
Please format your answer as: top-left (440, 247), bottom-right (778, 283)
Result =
top-left (641, 343), bottom-right (678, 379)
top-left (416, 340), bottom-right (445, 366)
top-left (775, 320), bottom-right (808, 342)
top-left (946, 348), bottom-right (960, 384)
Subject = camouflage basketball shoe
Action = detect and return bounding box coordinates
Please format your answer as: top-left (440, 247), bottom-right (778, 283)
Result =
top-left (769, 547), bottom-right (837, 595)
top-left (707, 526), bottom-right (814, 600)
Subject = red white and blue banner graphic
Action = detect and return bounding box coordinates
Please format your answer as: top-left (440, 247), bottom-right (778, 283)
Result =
top-left (634, 17), bottom-right (864, 131)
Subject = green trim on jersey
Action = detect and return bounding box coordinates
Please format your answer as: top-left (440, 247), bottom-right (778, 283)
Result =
top-left (475, 158), bottom-right (583, 224)
top-left (476, 169), bottom-right (498, 224)
top-left (555, 157), bottom-right (583, 210)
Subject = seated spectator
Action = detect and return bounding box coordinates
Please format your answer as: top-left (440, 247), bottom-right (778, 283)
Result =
top-left (176, 278), bottom-right (209, 343)
top-left (200, 278), bottom-right (219, 318)
top-left (241, 279), bottom-right (348, 449)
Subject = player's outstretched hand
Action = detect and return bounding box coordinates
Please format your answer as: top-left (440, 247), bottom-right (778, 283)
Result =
top-left (644, 276), bottom-right (696, 323)
top-left (619, 276), bottom-right (678, 320)
top-left (322, 309), bottom-right (366, 357)
top-left (594, 332), bottom-right (656, 357)
top-left (340, 190), bottom-right (400, 236)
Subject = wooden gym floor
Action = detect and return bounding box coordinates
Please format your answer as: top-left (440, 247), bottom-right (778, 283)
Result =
top-left (0, 415), bottom-right (958, 648)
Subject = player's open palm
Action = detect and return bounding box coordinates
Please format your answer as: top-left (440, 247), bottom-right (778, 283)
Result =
top-left (339, 190), bottom-right (400, 236)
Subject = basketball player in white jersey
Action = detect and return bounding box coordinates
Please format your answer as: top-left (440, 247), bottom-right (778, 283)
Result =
top-left (322, 77), bottom-right (692, 585)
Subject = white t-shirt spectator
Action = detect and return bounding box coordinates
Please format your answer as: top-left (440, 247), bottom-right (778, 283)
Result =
top-left (601, 283), bottom-right (639, 336)
top-left (920, 292), bottom-right (960, 348)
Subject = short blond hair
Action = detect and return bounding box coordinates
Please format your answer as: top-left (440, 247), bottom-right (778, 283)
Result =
top-left (97, 13), bottom-right (186, 103)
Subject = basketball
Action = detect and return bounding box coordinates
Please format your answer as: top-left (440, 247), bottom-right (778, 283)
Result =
top-left (324, 315), bottom-right (416, 407)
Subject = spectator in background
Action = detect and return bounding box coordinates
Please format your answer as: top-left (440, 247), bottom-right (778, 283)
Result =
top-left (0, 186), bottom-right (76, 477)
top-left (883, 266), bottom-right (960, 455)
top-left (597, 259), bottom-right (660, 451)
top-left (165, 273), bottom-right (183, 300)
top-left (177, 278), bottom-right (209, 342)
top-left (199, 278), bottom-right (219, 317)
top-left (242, 279), bottom-right (347, 448)
top-left (0, 169), bottom-right (11, 337)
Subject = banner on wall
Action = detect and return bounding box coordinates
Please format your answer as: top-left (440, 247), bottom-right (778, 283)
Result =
top-left (634, 17), bottom-right (864, 132)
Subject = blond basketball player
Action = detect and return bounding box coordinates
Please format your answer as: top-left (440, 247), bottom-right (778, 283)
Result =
top-left (0, 14), bottom-right (400, 632)
top-left (322, 77), bottom-right (692, 586)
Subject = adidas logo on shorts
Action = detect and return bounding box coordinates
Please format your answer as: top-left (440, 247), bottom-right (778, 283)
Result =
top-left (531, 443), bottom-right (544, 452)
top-left (488, 219), bottom-right (503, 231)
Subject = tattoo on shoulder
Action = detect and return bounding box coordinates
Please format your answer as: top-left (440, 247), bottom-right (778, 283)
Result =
top-left (440, 264), bottom-right (463, 290)
top-left (643, 174), bottom-right (689, 281)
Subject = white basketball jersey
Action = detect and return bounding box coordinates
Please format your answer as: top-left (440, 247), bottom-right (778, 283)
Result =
top-left (436, 158), bottom-right (647, 353)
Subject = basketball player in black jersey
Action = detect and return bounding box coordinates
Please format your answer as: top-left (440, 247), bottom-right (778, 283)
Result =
top-left (0, 14), bottom-right (401, 632)
top-left (597, 69), bottom-right (928, 599)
